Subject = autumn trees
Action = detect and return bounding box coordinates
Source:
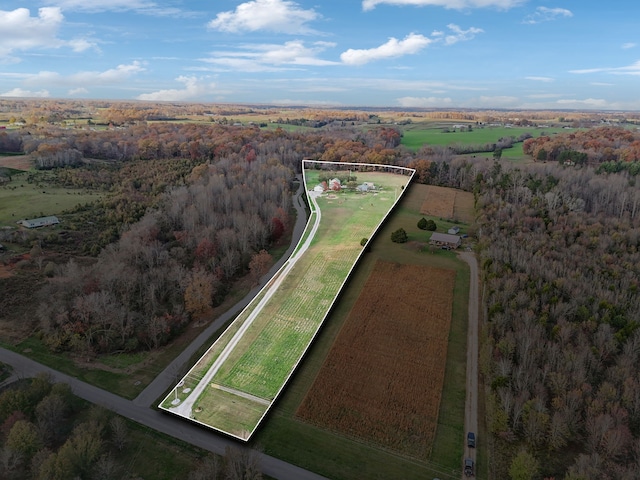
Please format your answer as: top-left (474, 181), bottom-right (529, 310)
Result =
top-left (474, 160), bottom-right (640, 478)
top-left (0, 375), bottom-right (261, 479)
top-left (523, 126), bottom-right (640, 164)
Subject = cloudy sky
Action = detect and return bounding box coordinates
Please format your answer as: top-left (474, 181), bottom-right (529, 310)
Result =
top-left (1, 0), bottom-right (639, 110)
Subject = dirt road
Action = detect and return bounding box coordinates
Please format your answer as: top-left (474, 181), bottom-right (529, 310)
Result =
top-left (459, 251), bottom-right (479, 478)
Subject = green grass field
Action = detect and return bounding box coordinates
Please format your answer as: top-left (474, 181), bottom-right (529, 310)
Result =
top-left (250, 181), bottom-right (471, 480)
top-left (0, 171), bottom-right (102, 226)
top-left (400, 123), bottom-right (571, 159)
top-left (162, 164), bottom-right (414, 439)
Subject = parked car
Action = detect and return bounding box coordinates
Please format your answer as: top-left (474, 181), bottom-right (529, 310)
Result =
top-left (467, 431), bottom-right (476, 448)
top-left (464, 457), bottom-right (474, 477)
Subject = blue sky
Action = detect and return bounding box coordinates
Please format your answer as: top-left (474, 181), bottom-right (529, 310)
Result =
top-left (1, 0), bottom-right (639, 110)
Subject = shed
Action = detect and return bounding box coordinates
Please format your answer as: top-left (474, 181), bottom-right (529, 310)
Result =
top-left (18, 216), bottom-right (60, 228)
top-left (448, 226), bottom-right (460, 235)
top-left (430, 232), bottom-right (461, 249)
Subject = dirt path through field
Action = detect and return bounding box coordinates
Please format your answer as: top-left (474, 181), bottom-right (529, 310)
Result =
top-left (459, 251), bottom-right (479, 478)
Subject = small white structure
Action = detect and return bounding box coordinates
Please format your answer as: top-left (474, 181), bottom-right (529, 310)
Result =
top-left (448, 226), bottom-right (460, 235)
top-left (18, 216), bottom-right (60, 228)
top-left (313, 184), bottom-right (324, 193)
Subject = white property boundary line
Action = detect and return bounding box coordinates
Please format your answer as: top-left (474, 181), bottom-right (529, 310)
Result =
top-left (160, 160), bottom-right (416, 441)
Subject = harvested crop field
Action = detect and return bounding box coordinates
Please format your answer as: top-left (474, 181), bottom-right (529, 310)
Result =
top-left (420, 185), bottom-right (474, 223)
top-left (296, 260), bottom-right (456, 458)
top-left (0, 154), bottom-right (31, 171)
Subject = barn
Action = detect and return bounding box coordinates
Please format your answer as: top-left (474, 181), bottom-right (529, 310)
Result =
top-left (429, 232), bottom-right (461, 249)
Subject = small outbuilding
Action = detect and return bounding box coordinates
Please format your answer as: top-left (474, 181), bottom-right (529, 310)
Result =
top-left (448, 226), bottom-right (460, 235)
top-left (18, 216), bottom-right (60, 228)
top-left (430, 232), bottom-right (461, 249)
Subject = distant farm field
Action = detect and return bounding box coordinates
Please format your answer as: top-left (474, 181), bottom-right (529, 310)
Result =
top-left (296, 260), bottom-right (455, 458)
top-left (400, 124), bottom-right (571, 158)
top-left (0, 172), bottom-right (103, 226)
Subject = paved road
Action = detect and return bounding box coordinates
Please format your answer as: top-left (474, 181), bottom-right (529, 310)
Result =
top-left (0, 348), bottom-right (327, 480)
top-left (0, 176), bottom-right (328, 480)
top-left (458, 251), bottom-right (480, 478)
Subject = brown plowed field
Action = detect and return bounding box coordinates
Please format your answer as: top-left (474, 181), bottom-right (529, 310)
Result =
top-left (420, 185), bottom-right (474, 223)
top-left (0, 155), bottom-right (31, 171)
top-left (296, 260), bottom-right (456, 458)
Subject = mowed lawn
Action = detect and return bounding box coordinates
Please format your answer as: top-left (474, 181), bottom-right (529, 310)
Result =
top-left (162, 164), bottom-right (414, 439)
top-left (0, 172), bottom-right (102, 226)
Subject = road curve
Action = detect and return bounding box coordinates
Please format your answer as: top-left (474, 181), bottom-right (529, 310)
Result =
top-left (458, 251), bottom-right (480, 478)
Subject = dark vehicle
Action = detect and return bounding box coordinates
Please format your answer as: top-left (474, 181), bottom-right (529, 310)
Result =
top-left (467, 431), bottom-right (476, 448)
top-left (464, 458), bottom-right (474, 477)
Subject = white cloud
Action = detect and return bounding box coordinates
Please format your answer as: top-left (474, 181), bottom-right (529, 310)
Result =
top-left (523, 7), bottom-right (573, 25)
top-left (443, 24), bottom-right (483, 45)
top-left (208, 0), bottom-right (320, 34)
top-left (622, 43), bottom-right (637, 49)
top-left (42, 0), bottom-right (184, 16)
top-left (24, 62), bottom-right (145, 87)
top-left (202, 41), bottom-right (338, 72)
top-left (556, 98), bottom-right (608, 108)
top-left (475, 95), bottom-right (519, 107)
top-left (0, 88), bottom-right (50, 98)
top-left (362, 0), bottom-right (525, 11)
top-left (67, 38), bottom-right (98, 53)
top-left (397, 96), bottom-right (453, 107)
top-left (570, 60), bottom-right (640, 76)
top-left (0, 8), bottom-right (98, 58)
top-left (137, 76), bottom-right (216, 101)
top-left (526, 93), bottom-right (563, 98)
top-left (341, 33), bottom-right (431, 65)
top-left (0, 7), bottom-right (64, 56)
top-left (68, 87), bottom-right (89, 96)
top-left (525, 76), bottom-right (554, 82)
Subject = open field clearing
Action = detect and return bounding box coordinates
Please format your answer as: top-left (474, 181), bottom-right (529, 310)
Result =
top-left (400, 124), bottom-right (571, 158)
top-left (0, 173), bottom-right (102, 226)
top-left (296, 260), bottom-right (456, 458)
top-left (161, 162), bottom-right (414, 440)
top-left (419, 185), bottom-right (475, 224)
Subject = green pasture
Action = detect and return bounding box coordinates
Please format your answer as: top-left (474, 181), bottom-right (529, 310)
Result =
top-left (0, 172), bottom-right (102, 226)
top-left (163, 165), bottom-right (413, 438)
top-left (251, 181), bottom-right (472, 479)
top-left (400, 123), bottom-right (571, 158)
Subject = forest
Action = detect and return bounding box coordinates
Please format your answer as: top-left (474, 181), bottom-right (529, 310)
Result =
top-left (2, 102), bottom-right (640, 478)
top-left (0, 374), bottom-right (261, 479)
